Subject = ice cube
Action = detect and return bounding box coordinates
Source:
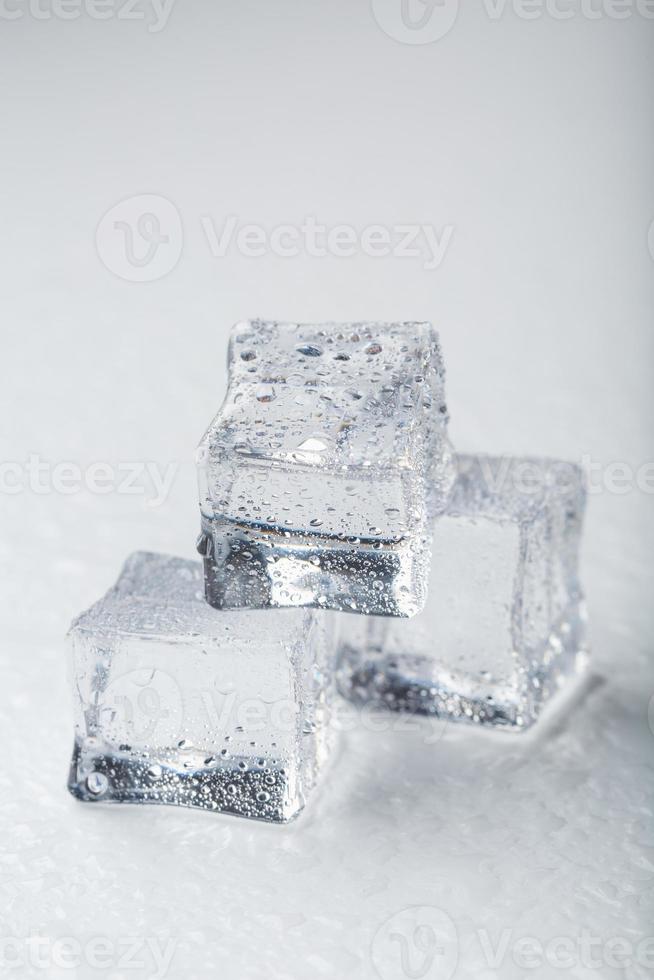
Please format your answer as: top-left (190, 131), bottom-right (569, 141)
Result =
top-left (337, 455), bottom-right (588, 730)
top-left (197, 319), bottom-right (455, 617)
top-left (67, 552), bottom-right (335, 822)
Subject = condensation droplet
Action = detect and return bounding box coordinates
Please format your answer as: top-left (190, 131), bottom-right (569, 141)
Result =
top-left (86, 772), bottom-right (108, 797)
top-left (255, 384), bottom-right (276, 403)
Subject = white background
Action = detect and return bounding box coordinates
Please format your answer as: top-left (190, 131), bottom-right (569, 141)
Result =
top-left (1, 2), bottom-right (653, 978)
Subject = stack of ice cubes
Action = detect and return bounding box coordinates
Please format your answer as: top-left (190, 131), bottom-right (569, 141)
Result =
top-left (68, 319), bottom-right (588, 823)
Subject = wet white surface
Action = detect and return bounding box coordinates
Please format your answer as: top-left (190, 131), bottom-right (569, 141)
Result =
top-left (1, 4), bottom-right (653, 978)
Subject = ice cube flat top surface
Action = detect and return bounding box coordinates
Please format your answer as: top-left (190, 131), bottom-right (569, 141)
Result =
top-left (71, 550), bottom-right (314, 642)
top-left (216, 318), bottom-right (446, 466)
top-left (198, 319), bottom-right (451, 535)
top-left (448, 453), bottom-right (585, 520)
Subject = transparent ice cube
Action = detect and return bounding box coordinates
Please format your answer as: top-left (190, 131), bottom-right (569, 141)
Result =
top-left (197, 319), bottom-right (455, 617)
top-left (67, 552), bottom-right (335, 822)
top-left (337, 455), bottom-right (589, 730)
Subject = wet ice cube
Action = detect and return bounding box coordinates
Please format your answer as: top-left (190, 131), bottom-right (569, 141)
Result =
top-left (337, 455), bottom-right (588, 730)
top-left (67, 551), bottom-right (335, 823)
top-left (197, 319), bottom-right (455, 617)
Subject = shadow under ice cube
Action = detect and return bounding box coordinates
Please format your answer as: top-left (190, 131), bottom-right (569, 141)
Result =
top-left (67, 552), bottom-right (335, 822)
top-left (338, 455), bottom-right (589, 730)
top-left (197, 319), bottom-right (455, 617)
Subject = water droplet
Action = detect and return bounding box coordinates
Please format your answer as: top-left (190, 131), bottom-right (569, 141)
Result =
top-left (86, 772), bottom-right (108, 797)
top-left (365, 343), bottom-right (382, 355)
top-left (296, 344), bottom-right (323, 357)
top-left (147, 764), bottom-right (162, 779)
top-left (240, 350), bottom-right (257, 361)
top-left (255, 384), bottom-right (276, 403)
top-left (296, 437), bottom-right (330, 453)
top-left (256, 791), bottom-right (270, 803)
